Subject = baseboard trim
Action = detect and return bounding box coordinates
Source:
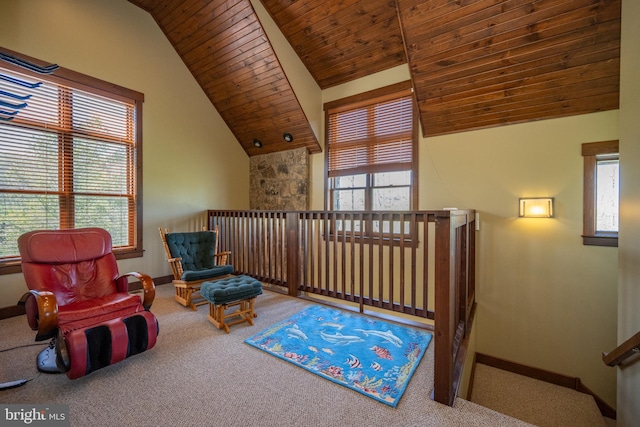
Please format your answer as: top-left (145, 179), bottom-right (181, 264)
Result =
top-left (474, 352), bottom-right (616, 420)
top-left (0, 274), bottom-right (174, 321)
top-left (0, 304), bottom-right (26, 320)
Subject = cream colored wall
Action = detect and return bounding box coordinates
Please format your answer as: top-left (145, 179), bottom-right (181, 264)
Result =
top-left (433, 112), bottom-right (618, 407)
top-left (312, 68), bottom-right (619, 405)
top-left (0, 0), bottom-right (249, 306)
top-left (251, 0), bottom-right (322, 142)
top-left (617, 0), bottom-right (640, 425)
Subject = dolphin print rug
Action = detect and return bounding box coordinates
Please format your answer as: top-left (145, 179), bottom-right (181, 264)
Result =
top-left (244, 305), bottom-right (432, 407)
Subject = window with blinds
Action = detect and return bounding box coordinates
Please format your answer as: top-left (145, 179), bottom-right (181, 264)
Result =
top-left (324, 82), bottom-right (417, 239)
top-left (327, 90), bottom-right (414, 177)
top-left (0, 56), bottom-right (143, 269)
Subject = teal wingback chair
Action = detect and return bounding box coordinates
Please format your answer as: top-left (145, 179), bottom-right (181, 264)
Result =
top-left (159, 226), bottom-right (233, 310)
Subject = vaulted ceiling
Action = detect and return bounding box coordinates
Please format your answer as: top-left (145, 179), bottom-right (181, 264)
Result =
top-left (128, 0), bottom-right (621, 155)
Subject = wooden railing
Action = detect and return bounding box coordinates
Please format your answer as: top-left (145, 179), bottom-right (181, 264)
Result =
top-left (207, 209), bottom-right (476, 406)
top-left (603, 331), bottom-right (640, 367)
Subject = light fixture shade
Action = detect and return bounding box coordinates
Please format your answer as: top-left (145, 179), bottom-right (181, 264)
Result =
top-left (519, 197), bottom-right (554, 218)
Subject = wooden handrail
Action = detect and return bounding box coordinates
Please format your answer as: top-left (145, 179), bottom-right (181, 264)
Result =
top-left (603, 331), bottom-right (640, 366)
top-left (207, 209), bottom-right (476, 406)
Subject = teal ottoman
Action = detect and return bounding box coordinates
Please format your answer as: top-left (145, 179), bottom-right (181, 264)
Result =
top-left (200, 276), bottom-right (263, 333)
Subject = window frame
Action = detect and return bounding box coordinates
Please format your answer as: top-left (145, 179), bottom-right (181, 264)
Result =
top-left (582, 140), bottom-right (619, 247)
top-left (323, 81), bottom-right (418, 242)
top-left (0, 48), bottom-right (144, 275)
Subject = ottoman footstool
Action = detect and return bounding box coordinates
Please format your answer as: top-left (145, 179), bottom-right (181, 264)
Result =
top-left (200, 276), bottom-right (263, 333)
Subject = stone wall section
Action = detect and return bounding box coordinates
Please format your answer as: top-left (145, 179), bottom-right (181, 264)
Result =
top-left (249, 148), bottom-right (309, 210)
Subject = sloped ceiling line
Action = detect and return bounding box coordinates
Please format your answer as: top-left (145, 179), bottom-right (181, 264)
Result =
top-left (128, 0), bottom-right (321, 156)
top-left (130, 0), bottom-right (621, 152)
top-left (395, 0), bottom-right (621, 137)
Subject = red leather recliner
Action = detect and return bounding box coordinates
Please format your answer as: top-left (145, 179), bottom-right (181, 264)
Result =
top-left (19, 228), bottom-right (159, 379)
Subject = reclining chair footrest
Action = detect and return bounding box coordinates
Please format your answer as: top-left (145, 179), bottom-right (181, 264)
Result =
top-left (64, 311), bottom-right (158, 379)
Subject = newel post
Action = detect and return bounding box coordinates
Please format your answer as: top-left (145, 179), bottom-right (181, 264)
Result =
top-left (285, 211), bottom-right (300, 297)
top-left (433, 211), bottom-right (456, 406)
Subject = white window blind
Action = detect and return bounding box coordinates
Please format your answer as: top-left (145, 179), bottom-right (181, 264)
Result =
top-left (327, 90), bottom-right (413, 177)
top-left (0, 65), bottom-right (139, 259)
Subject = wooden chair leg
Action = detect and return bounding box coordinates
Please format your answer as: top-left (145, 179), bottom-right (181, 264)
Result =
top-left (174, 286), bottom-right (191, 307)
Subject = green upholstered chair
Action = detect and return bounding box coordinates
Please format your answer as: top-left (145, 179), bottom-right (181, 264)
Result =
top-left (159, 226), bottom-right (233, 310)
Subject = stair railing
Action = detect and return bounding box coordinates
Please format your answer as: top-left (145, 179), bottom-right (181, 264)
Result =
top-left (208, 209), bottom-right (476, 406)
top-left (602, 331), bottom-right (640, 366)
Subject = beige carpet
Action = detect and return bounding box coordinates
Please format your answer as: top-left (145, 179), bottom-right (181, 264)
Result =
top-left (470, 364), bottom-right (606, 427)
top-left (0, 284), bottom-right (530, 427)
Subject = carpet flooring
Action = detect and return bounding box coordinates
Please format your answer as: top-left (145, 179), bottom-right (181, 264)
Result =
top-left (470, 363), bottom-right (607, 427)
top-left (0, 284), bottom-right (530, 427)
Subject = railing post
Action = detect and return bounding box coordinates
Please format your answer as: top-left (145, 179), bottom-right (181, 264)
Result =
top-left (285, 212), bottom-right (299, 297)
top-left (467, 213), bottom-right (476, 334)
top-left (458, 217), bottom-right (468, 335)
top-left (433, 211), bottom-right (455, 406)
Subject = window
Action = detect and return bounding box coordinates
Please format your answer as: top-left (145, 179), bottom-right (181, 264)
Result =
top-left (582, 140), bottom-right (619, 247)
top-left (0, 50), bottom-right (144, 274)
top-left (324, 81), bottom-right (417, 238)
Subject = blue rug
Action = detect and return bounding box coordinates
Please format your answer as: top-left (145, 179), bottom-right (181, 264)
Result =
top-left (244, 305), bottom-right (432, 407)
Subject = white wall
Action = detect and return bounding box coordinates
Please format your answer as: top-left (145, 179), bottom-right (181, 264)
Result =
top-left (617, 0), bottom-right (640, 424)
top-left (0, 0), bottom-right (250, 305)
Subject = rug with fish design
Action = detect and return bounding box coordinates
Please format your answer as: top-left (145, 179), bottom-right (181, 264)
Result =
top-left (244, 305), bottom-right (432, 407)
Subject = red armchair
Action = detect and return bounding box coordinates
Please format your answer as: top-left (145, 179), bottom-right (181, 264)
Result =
top-left (18, 228), bottom-right (159, 379)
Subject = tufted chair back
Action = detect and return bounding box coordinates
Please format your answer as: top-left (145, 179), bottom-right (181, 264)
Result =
top-left (164, 230), bottom-right (218, 271)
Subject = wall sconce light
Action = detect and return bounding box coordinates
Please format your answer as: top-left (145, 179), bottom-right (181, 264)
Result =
top-left (519, 197), bottom-right (554, 218)
top-left (253, 139), bottom-right (263, 148)
top-left (283, 132), bottom-right (293, 142)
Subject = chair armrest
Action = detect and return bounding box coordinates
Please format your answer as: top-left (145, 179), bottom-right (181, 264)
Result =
top-left (20, 290), bottom-right (58, 341)
top-left (215, 251), bottom-right (231, 266)
top-left (117, 272), bottom-right (156, 310)
top-left (167, 257), bottom-right (184, 279)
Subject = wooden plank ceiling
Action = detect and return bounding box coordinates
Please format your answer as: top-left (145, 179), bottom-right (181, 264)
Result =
top-left (129, 0), bottom-right (620, 150)
top-left (128, 0), bottom-right (321, 156)
top-left (396, 0), bottom-right (621, 137)
top-left (260, 0), bottom-right (407, 89)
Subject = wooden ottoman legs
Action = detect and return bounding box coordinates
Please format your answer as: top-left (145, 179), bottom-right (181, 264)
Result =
top-left (207, 297), bottom-right (258, 333)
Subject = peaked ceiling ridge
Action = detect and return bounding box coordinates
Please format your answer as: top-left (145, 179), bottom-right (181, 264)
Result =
top-left (129, 0), bottom-right (620, 149)
top-left (128, 0), bottom-right (321, 156)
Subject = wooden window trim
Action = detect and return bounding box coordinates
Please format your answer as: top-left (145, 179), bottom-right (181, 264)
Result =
top-left (323, 82), bottom-right (418, 244)
top-left (323, 80), bottom-right (418, 219)
top-left (0, 48), bottom-right (144, 275)
top-left (582, 140), bottom-right (618, 247)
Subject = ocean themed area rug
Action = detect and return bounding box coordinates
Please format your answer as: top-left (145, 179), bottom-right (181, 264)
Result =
top-left (244, 305), bottom-right (433, 407)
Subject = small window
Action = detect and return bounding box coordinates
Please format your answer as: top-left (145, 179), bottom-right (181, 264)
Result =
top-left (582, 140), bottom-right (619, 247)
